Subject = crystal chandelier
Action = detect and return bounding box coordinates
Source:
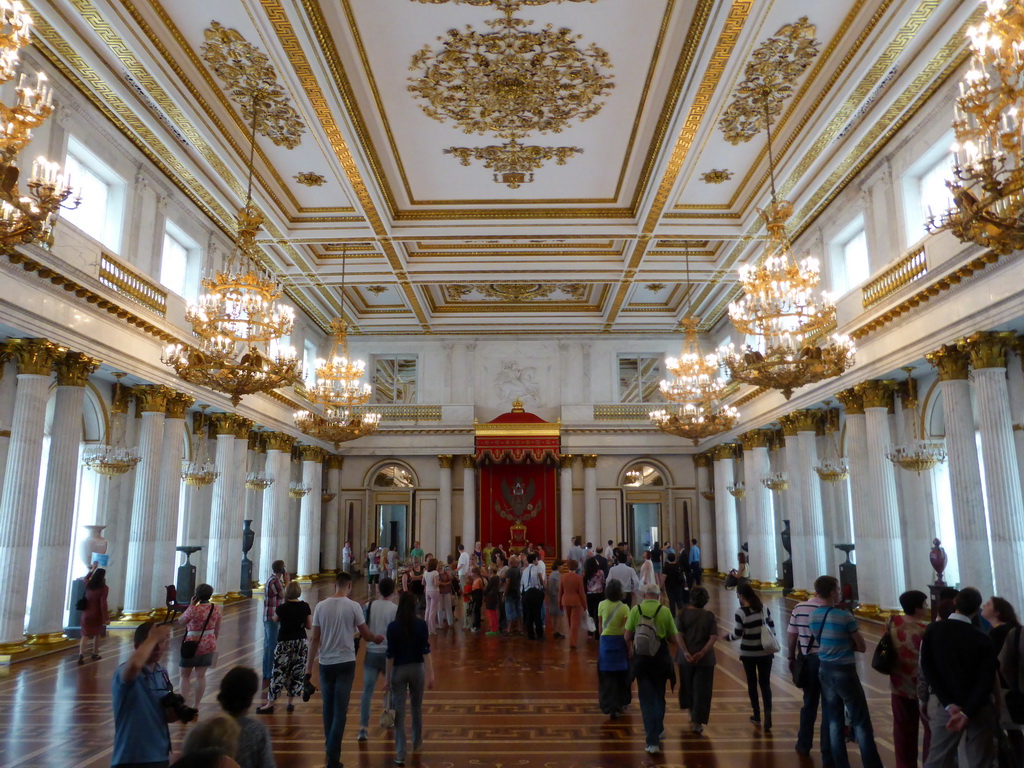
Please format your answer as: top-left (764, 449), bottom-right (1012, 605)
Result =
top-left (181, 405), bottom-right (220, 488)
top-left (927, 0), bottom-right (1024, 253)
top-left (814, 408), bottom-right (850, 483)
top-left (288, 480), bottom-right (312, 499)
top-left (321, 490), bottom-right (337, 503)
top-left (244, 433), bottom-right (274, 492)
top-left (761, 471), bottom-right (789, 491)
top-left (700, 489), bottom-right (716, 501)
top-left (887, 368), bottom-right (947, 474)
top-left (727, 480), bottom-right (746, 500)
top-left (720, 95), bottom-right (855, 400)
top-left (82, 374), bottom-right (141, 476)
top-left (162, 94), bottom-right (299, 405)
top-left (0, 5), bottom-right (79, 252)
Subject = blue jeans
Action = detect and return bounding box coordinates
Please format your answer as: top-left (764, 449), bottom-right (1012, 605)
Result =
top-left (262, 619), bottom-right (279, 680)
top-left (360, 652), bottom-right (387, 728)
top-left (796, 654), bottom-right (832, 763)
top-left (819, 661), bottom-right (883, 768)
top-left (320, 661), bottom-right (356, 768)
top-left (391, 663), bottom-right (425, 761)
top-left (636, 674), bottom-right (667, 747)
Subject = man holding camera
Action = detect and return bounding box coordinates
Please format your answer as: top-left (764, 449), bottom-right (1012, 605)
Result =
top-left (112, 622), bottom-right (193, 768)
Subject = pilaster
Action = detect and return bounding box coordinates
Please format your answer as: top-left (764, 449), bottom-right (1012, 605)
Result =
top-left (462, 455), bottom-right (477, 553)
top-left (582, 454), bottom-right (599, 546)
top-left (437, 455), bottom-right (453, 561)
top-left (559, 454), bottom-right (575, 556)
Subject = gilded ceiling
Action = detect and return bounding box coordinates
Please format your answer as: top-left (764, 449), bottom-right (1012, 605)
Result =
top-left (28, 0), bottom-right (976, 336)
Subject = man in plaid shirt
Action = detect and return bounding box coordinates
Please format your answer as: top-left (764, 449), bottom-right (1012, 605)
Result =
top-left (263, 559), bottom-right (288, 683)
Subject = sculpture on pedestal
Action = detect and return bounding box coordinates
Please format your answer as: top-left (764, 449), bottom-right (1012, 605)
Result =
top-left (781, 520), bottom-right (794, 593)
top-left (240, 520), bottom-right (255, 598)
top-left (176, 545), bottom-right (202, 604)
top-left (835, 543), bottom-right (858, 605)
top-left (930, 538), bottom-right (948, 586)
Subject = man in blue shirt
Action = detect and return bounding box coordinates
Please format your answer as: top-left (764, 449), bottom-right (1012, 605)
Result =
top-left (808, 576), bottom-right (883, 768)
top-left (111, 622), bottom-right (175, 768)
top-left (688, 539), bottom-right (702, 587)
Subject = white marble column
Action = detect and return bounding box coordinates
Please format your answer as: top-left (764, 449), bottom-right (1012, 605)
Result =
top-left (694, 454), bottom-right (714, 571)
top-left (769, 442), bottom-right (787, 579)
top-left (227, 419), bottom-right (253, 596)
top-left (0, 351), bottom-right (17, 492)
top-left (1009, 342), bottom-right (1024, 502)
top-left (857, 381), bottom-right (906, 612)
top-left (149, 393), bottom-right (191, 611)
top-left (26, 351), bottom-right (98, 641)
top-left (582, 454), bottom-right (599, 546)
top-left (559, 455), bottom-right (575, 556)
top-left (181, 415), bottom-right (214, 584)
top-left (206, 415), bottom-right (238, 599)
top-left (322, 455), bottom-right (342, 572)
top-left (462, 456), bottom-right (476, 552)
top-left (779, 419), bottom-right (808, 593)
top-left (713, 445), bottom-right (739, 576)
top-left (0, 340), bottom-right (57, 650)
top-left (96, 385), bottom-right (136, 613)
top-left (795, 411), bottom-right (830, 584)
top-left (122, 386), bottom-right (170, 619)
top-left (837, 390), bottom-right (870, 598)
top-left (244, 439), bottom-right (263, 581)
top-left (965, 332), bottom-right (1024, 603)
top-left (257, 434), bottom-right (291, 582)
top-left (741, 432), bottom-right (777, 586)
top-left (434, 455), bottom-right (452, 561)
top-left (296, 447), bottom-right (324, 581)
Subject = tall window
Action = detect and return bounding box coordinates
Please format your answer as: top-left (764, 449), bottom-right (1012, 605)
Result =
top-left (160, 222), bottom-right (200, 300)
top-left (62, 138), bottom-right (126, 253)
top-left (372, 356), bottom-right (418, 404)
top-left (618, 354), bottom-right (662, 403)
top-left (829, 218), bottom-right (869, 295)
top-left (902, 135), bottom-right (955, 246)
top-left (303, 340), bottom-right (318, 386)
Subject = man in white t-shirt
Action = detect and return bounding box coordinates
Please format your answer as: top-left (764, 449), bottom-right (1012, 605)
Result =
top-left (456, 544), bottom-right (470, 585)
top-left (342, 541), bottom-right (352, 573)
top-left (306, 571), bottom-right (383, 768)
top-left (608, 551), bottom-right (641, 606)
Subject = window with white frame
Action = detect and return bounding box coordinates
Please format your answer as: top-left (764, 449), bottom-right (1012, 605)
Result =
top-left (828, 217), bottom-right (869, 296)
top-left (160, 222), bottom-right (200, 300)
top-left (303, 340), bottom-right (318, 386)
top-left (618, 354), bottom-right (662, 404)
top-left (902, 134), bottom-right (955, 246)
top-left (62, 137), bottom-right (126, 253)
top-left (372, 356), bottom-right (418, 404)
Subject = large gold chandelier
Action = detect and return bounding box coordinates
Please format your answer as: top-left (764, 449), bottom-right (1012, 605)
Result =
top-left (162, 97), bottom-right (299, 405)
top-left (0, 5), bottom-right (78, 251)
top-left (886, 368), bottom-right (947, 474)
top-left (721, 97), bottom-right (855, 400)
top-left (927, 0), bottom-right (1024, 253)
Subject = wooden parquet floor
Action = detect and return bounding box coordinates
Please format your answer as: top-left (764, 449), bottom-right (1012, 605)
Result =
top-left (0, 580), bottom-right (899, 768)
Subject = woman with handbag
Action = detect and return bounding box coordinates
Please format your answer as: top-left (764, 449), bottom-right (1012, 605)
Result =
top-left (676, 586), bottom-right (718, 733)
top-left (179, 583), bottom-right (222, 711)
top-left (356, 576), bottom-right (398, 741)
top-left (559, 559), bottom-right (588, 649)
top-left (77, 567), bottom-right (109, 665)
top-left (386, 591), bottom-right (434, 766)
top-left (720, 583), bottom-right (777, 731)
top-left (596, 578), bottom-right (632, 719)
top-left (584, 557), bottom-right (605, 641)
top-left (886, 590), bottom-right (930, 768)
top-left (255, 580), bottom-right (311, 715)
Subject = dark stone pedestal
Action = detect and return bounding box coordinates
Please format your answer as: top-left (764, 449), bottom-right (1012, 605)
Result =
top-left (176, 546), bottom-right (201, 603)
top-left (836, 544), bottom-right (858, 607)
top-left (64, 580), bottom-right (86, 639)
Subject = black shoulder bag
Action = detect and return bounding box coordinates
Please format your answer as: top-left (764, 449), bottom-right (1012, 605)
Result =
top-left (180, 603), bottom-right (214, 659)
top-left (792, 607), bottom-right (832, 688)
top-left (871, 616), bottom-right (896, 675)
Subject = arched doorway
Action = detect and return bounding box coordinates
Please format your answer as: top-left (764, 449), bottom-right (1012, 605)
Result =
top-left (366, 462), bottom-right (417, 558)
top-left (620, 461), bottom-right (670, 555)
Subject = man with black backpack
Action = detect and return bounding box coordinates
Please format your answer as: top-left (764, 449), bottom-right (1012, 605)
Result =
top-left (623, 582), bottom-right (685, 754)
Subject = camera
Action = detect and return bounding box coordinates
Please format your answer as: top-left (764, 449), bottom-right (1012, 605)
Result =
top-left (162, 691), bottom-right (198, 723)
top-left (302, 673), bottom-right (317, 702)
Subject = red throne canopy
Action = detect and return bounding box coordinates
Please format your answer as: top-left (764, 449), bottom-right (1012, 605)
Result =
top-left (475, 400), bottom-right (560, 551)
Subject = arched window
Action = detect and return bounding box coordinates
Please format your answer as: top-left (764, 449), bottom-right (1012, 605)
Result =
top-left (622, 463), bottom-right (666, 487)
top-left (371, 463), bottom-right (416, 489)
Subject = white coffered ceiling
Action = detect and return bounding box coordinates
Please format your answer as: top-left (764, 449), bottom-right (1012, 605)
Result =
top-left (28, 0), bottom-right (977, 336)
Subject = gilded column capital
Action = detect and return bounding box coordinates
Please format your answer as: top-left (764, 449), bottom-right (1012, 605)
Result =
top-left (211, 412), bottom-right (239, 436)
top-left (232, 417), bottom-right (254, 440)
top-left (856, 380), bottom-right (897, 410)
top-left (739, 430), bottom-right (770, 450)
top-left (299, 445), bottom-right (326, 463)
top-left (438, 454), bottom-right (454, 469)
top-left (961, 330), bottom-right (1015, 370)
top-left (559, 454), bottom-right (576, 470)
top-left (263, 431), bottom-right (295, 452)
top-left (53, 351), bottom-right (100, 387)
top-left (778, 414), bottom-right (800, 436)
top-left (926, 344), bottom-right (970, 381)
top-left (581, 454), bottom-right (598, 469)
top-left (5, 338), bottom-right (59, 376)
top-left (462, 455), bottom-right (477, 469)
top-left (835, 387), bottom-right (865, 415)
top-left (693, 453), bottom-right (712, 469)
top-left (712, 443), bottom-right (736, 461)
top-left (164, 392), bottom-right (195, 419)
top-left (791, 409), bottom-right (821, 433)
top-left (325, 454), bottom-right (344, 471)
top-left (133, 384), bottom-right (172, 413)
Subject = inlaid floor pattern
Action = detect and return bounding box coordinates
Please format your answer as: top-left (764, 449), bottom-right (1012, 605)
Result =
top-left (0, 580), bottom-right (899, 767)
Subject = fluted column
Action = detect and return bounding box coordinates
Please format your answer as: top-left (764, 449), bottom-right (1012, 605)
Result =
top-left (741, 431), bottom-right (777, 587)
top-left (794, 410), bottom-right (830, 585)
top-left (322, 455), bottom-right (343, 572)
top-left (769, 441), bottom-right (788, 578)
top-left (149, 393), bottom-right (192, 611)
top-left (0, 346), bottom-right (16, 493)
top-left (462, 455), bottom-right (476, 552)
top-left (297, 446), bottom-right (325, 581)
top-left (26, 351), bottom-right (99, 641)
top-left (95, 382), bottom-right (135, 612)
top-left (779, 416), bottom-right (808, 594)
top-left (559, 454), bottom-right (575, 555)
top-left (0, 340), bottom-right (58, 651)
top-left (226, 419), bottom-right (254, 597)
top-left (964, 332), bottom-right (1024, 602)
top-left (181, 413), bottom-right (214, 583)
top-left (245, 433), bottom-right (264, 581)
top-left (122, 386), bottom-right (171, 619)
top-left (258, 433), bottom-right (293, 582)
top-left (582, 454), bottom-right (599, 546)
top-left (206, 415), bottom-right (239, 599)
top-left (713, 444), bottom-right (738, 577)
top-left (694, 454), bottom-right (714, 570)
top-left (837, 390), bottom-right (869, 594)
top-left (856, 380), bottom-right (905, 612)
top-left (435, 455), bottom-right (452, 560)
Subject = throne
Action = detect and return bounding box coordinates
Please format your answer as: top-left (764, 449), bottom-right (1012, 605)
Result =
top-left (509, 522), bottom-right (528, 549)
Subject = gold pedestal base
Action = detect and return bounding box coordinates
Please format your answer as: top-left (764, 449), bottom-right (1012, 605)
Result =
top-left (0, 641), bottom-right (29, 659)
top-left (317, 571), bottom-right (337, 580)
top-left (115, 610), bottom-right (155, 623)
top-left (702, 568), bottom-right (714, 575)
top-left (0, 637), bottom-right (78, 664)
top-left (789, 589), bottom-right (810, 601)
top-left (148, 607), bottom-right (171, 621)
top-left (853, 603), bottom-right (880, 619)
top-left (716, 572), bottom-right (728, 580)
top-left (294, 575), bottom-right (315, 584)
top-left (211, 594), bottom-right (231, 604)
top-left (25, 632), bottom-right (66, 646)
top-left (225, 591), bottom-right (244, 600)
top-left (752, 581), bottom-right (784, 592)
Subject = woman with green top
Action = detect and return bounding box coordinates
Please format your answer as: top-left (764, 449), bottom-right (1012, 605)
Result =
top-left (596, 578), bottom-right (631, 719)
top-left (676, 586), bottom-right (718, 733)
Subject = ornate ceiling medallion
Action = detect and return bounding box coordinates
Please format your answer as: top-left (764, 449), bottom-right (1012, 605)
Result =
top-left (200, 22), bottom-right (305, 148)
top-left (450, 283), bottom-right (587, 301)
top-left (700, 169), bottom-right (733, 184)
top-left (367, 285), bottom-right (388, 295)
top-left (294, 171), bottom-right (326, 186)
top-left (719, 18), bottom-right (820, 145)
top-left (444, 140), bottom-right (582, 188)
top-left (644, 283), bottom-right (666, 292)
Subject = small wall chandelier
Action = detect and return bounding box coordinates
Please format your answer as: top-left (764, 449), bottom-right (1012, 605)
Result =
top-left (181, 405), bottom-right (220, 488)
top-left (244, 433), bottom-right (274, 492)
top-left (321, 490), bottom-right (337, 503)
top-left (162, 96), bottom-right (299, 404)
top-left (82, 373), bottom-right (141, 476)
top-left (761, 471), bottom-right (789, 491)
top-left (727, 480), bottom-right (746, 500)
top-left (0, 5), bottom-right (79, 252)
top-left (700, 489), bottom-right (716, 501)
top-left (927, 0), bottom-right (1024, 253)
top-left (288, 480), bottom-right (312, 499)
top-left (814, 408), bottom-right (850, 483)
top-left (887, 368), bottom-right (947, 474)
top-left (720, 94), bottom-right (855, 399)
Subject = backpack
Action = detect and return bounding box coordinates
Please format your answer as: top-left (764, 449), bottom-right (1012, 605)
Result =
top-left (633, 604), bottom-right (665, 657)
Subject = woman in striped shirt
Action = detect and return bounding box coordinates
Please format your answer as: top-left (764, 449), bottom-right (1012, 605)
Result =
top-left (721, 583), bottom-right (777, 731)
